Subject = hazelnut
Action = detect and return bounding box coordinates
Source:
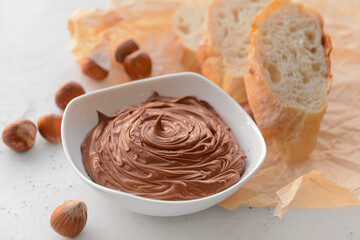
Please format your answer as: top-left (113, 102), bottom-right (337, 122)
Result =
top-left (55, 81), bottom-right (85, 111)
top-left (37, 114), bottom-right (62, 143)
top-left (81, 57), bottom-right (109, 81)
top-left (50, 200), bottom-right (87, 238)
top-left (2, 119), bottom-right (37, 152)
top-left (123, 52), bottom-right (152, 80)
top-left (115, 39), bottom-right (139, 63)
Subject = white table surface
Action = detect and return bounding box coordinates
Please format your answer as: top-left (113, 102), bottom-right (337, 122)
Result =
top-left (1, 1), bottom-right (360, 239)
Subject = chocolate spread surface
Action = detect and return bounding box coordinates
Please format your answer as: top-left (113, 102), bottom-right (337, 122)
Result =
top-left (81, 93), bottom-right (246, 200)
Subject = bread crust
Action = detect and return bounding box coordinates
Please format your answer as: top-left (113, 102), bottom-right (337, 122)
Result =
top-left (173, 0), bottom-right (210, 74)
top-left (197, 0), bottom-right (249, 104)
top-left (180, 47), bottom-right (201, 73)
top-left (245, 0), bottom-right (332, 164)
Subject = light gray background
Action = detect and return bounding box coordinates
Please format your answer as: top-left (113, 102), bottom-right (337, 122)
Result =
top-left (0, 1), bottom-right (359, 239)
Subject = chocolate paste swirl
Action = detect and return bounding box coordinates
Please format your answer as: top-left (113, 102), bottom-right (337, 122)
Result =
top-left (81, 93), bottom-right (246, 200)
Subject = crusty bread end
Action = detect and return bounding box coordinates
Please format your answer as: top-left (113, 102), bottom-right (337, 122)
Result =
top-left (245, 0), bottom-right (332, 164)
top-left (198, 0), bottom-right (270, 104)
top-left (173, 1), bottom-right (209, 73)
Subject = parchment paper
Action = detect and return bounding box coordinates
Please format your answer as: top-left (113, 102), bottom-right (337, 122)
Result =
top-left (68, 0), bottom-right (360, 217)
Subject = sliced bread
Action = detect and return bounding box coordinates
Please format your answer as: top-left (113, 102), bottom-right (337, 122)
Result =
top-left (197, 0), bottom-right (270, 104)
top-left (173, 1), bottom-right (209, 73)
top-left (245, 0), bottom-right (332, 164)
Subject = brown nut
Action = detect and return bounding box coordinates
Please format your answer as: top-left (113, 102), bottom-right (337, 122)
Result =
top-left (37, 114), bottom-right (62, 143)
top-left (55, 81), bottom-right (85, 111)
top-left (123, 52), bottom-right (152, 80)
top-left (50, 200), bottom-right (87, 238)
top-left (115, 39), bottom-right (139, 63)
top-left (2, 119), bottom-right (37, 152)
top-left (81, 57), bottom-right (109, 81)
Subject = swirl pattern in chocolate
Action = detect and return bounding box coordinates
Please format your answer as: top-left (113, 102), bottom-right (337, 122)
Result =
top-left (81, 93), bottom-right (246, 201)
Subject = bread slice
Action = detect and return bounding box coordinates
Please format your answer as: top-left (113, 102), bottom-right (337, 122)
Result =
top-left (197, 0), bottom-right (270, 104)
top-left (245, 0), bottom-right (332, 164)
top-left (173, 1), bottom-right (209, 73)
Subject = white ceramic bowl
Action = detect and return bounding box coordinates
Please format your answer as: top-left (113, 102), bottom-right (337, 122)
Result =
top-left (62, 72), bottom-right (266, 217)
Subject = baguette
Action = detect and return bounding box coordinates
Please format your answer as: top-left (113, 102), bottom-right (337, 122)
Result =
top-left (173, 1), bottom-right (209, 73)
top-left (245, 0), bottom-right (332, 164)
top-left (197, 0), bottom-right (270, 104)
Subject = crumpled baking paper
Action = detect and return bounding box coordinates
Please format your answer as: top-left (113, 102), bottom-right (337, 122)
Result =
top-left (68, 0), bottom-right (360, 217)
top-left (68, 0), bottom-right (186, 86)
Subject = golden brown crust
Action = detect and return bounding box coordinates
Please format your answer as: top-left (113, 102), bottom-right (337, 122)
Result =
top-left (173, 1), bottom-right (209, 74)
top-left (196, 0), bottom-right (248, 104)
top-left (245, 0), bottom-right (332, 164)
top-left (310, 3), bottom-right (333, 93)
top-left (322, 32), bottom-right (333, 93)
top-left (180, 47), bottom-right (201, 73)
top-left (200, 56), bottom-right (224, 87)
top-left (222, 72), bottom-right (248, 105)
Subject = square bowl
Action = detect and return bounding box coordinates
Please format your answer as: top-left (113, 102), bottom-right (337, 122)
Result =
top-left (62, 72), bottom-right (266, 216)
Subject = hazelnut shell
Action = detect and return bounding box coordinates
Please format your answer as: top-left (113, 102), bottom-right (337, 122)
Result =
top-left (50, 200), bottom-right (87, 238)
top-left (55, 81), bottom-right (85, 111)
top-left (37, 114), bottom-right (62, 143)
top-left (115, 39), bottom-right (139, 63)
top-left (81, 57), bottom-right (109, 81)
top-left (2, 119), bottom-right (37, 152)
top-left (123, 52), bottom-right (152, 80)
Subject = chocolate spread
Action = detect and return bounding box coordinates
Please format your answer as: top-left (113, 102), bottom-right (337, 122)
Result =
top-left (81, 93), bottom-right (246, 200)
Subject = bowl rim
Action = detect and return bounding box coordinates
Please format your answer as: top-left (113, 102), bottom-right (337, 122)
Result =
top-left (62, 72), bottom-right (267, 204)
